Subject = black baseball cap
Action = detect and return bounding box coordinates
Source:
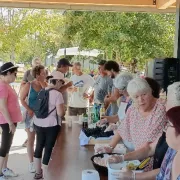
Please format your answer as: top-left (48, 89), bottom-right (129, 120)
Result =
top-left (0, 62), bottom-right (18, 73)
top-left (57, 58), bottom-right (72, 68)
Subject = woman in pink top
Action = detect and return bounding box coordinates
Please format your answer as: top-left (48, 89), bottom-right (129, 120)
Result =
top-left (33, 71), bottom-right (65, 179)
top-left (0, 62), bottom-right (22, 180)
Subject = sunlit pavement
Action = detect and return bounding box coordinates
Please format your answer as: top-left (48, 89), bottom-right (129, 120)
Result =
top-left (0, 120), bottom-right (74, 180)
top-left (0, 123), bottom-right (35, 180)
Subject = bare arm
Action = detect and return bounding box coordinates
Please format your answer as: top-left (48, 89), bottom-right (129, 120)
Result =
top-left (136, 169), bottom-right (160, 180)
top-left (56, 104), bottom-right (65, 117)
top-left (59, 81), bottom-right (73, 93)
top-left (124, 140), bottom-right (158, 161)
top-left (105, 88), bottom-right (121, 103)
top-left (20, 83), bottom-right (32, 112)
top-left (109, 132), bottom-right (122, 148)
top-left (0, 98), bottom-right (13, 125)
top-left (103, 115), bottom-right (119, 123)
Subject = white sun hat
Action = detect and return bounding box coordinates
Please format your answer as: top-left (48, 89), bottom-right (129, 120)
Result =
top-left (50, 71), bottom-right (64, 80)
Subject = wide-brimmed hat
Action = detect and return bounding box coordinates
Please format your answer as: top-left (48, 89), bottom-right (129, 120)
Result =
top-left (47, 71), bottom-right (65, 83)
top-left (0, 62), bottom-right (18, 73)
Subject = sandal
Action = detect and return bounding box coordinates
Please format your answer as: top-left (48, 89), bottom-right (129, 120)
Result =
top-left (34, 171), bottom-right (43, 179)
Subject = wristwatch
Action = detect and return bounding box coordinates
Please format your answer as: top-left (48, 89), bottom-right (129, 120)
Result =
top-left (108, 145), bottom-right (114, 149)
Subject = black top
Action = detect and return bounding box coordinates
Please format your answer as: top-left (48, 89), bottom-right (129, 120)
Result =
top-left (153, 132), bottom-right (168, 169)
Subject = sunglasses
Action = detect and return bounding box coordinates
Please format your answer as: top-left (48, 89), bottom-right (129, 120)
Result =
top-left (56, 79), bottom-right (65, 84)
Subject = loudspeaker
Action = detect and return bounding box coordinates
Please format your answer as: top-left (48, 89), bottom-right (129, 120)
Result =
top-left (146, 58), bottom-right (180, 91)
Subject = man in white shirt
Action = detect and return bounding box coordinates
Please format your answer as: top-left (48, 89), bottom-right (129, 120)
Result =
top-left (68, 62), bottom-right (94, 118)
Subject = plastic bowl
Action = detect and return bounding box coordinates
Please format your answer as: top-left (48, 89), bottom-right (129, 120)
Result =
top-left (91, 153), bottom-right (121, 176)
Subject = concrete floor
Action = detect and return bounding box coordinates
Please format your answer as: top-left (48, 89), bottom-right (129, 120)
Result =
top-left (1, 123), bottom-right (36, 180)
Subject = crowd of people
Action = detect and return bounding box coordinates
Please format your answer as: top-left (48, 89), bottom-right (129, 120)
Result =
top-left (0, 57), bottom-right (179, 180)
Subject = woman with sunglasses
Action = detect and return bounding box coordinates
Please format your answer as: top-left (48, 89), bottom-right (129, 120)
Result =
top-left (20, 65), bottom-right (47, 173)
top-left (33, 71), bottom-right (65, 179)
top-left (0, 62), bottom-right (22, 179)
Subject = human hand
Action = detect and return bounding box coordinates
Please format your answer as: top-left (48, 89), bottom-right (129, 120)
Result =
top-left (67, 81), bottom-right (73, 87)
top-left (97, 118), bottom-right (108, 126)
top-left (104, 124), bottom-right (118, 132)
top-left (83, 93), bottom-right (89, 99)
top-left (108, 155), bottom-right (124, 163)
top-left (9, 123), bottom-right (16, 134)
top-left (112, 170), bottom-right (134, 180)
top-left (72, 87), bottom-right (78, 92)
top-left (93, 157), bottom-right (108, 167)
top-left (96, 145), bottom-right (113, 154)
top-left (27, 109), bottom-right (34, 118)
top-left (89, 95), bottom-right (94, 104)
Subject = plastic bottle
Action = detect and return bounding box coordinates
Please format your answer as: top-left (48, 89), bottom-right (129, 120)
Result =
top-left (100, 104), bottom-right (106, 119)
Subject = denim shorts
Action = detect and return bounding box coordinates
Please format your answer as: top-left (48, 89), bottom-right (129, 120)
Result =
top-left (25, 112), bottom-right (34, 129)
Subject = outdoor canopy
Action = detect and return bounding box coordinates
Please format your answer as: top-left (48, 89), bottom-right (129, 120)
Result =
top-left (0, 0), bottom-right (177, 12)
top-left (56, 47), bottom-right (102, 58)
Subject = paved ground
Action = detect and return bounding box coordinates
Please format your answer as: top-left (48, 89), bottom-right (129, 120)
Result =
top-left (0, 120), bottom-right (79, 180)
top-left (1, 123), bottom-right (35, 180)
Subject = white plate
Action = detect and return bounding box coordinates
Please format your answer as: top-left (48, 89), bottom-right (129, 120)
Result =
top-left (109, 160), bottom-right (141, 170)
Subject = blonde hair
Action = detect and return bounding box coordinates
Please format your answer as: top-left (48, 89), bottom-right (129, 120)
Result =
top-left (127, 77), bottom-right (152, 98)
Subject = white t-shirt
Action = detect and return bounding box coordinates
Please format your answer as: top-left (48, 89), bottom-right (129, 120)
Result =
top-left (69, 74), bottom-right (94, 108)
top-left (34, 90), bottom-right (64, 127)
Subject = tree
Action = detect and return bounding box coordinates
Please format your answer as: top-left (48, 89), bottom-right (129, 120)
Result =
top-left (63, 11), bottom-right (175, 68)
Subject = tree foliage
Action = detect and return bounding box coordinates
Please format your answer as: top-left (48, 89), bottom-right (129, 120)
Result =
top-left (0, 8), bottom-right (176, 69)
top-left (64, 11), bottom-right (175, 67)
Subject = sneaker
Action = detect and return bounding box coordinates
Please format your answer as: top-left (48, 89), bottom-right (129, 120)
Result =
top-left (0, 174), bottom-right (6, 180)
top-left (2, 168), bottom-right (18, 177)
top-left (29, 162), bottom-right (36, 173)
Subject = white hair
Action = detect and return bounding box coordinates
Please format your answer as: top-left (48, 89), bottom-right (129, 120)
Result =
top-left (167, 82), bottom-right (180, 108)
top-left (114, 72), bottom-right (133, 90)
top-left (127, 77), bottom-right (152, 98)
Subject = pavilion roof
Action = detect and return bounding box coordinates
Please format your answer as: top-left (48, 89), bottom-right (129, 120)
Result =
top-left (0, 0), bottom-right (177, 12)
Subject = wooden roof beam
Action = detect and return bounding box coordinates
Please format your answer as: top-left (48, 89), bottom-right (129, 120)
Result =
top-left (157, 0), bottom-right (176, 9)
top-left (0, 0), bottom-right (155, 6)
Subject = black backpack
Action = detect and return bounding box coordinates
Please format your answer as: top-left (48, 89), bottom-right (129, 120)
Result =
top-left (34, 88), bottom-right (56, 119)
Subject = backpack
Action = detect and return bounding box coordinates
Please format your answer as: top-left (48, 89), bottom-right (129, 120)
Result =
top-left (34, 88), bottom-right (56, 119)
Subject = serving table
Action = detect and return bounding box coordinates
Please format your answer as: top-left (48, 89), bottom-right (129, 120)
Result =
top-left (48, 122), bottom-right (108, 180)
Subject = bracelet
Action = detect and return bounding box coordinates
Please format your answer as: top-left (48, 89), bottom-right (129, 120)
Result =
top-left (132, 171), bottom-right (136, 180)
top-left (108, 145), bottom-right (114, 149)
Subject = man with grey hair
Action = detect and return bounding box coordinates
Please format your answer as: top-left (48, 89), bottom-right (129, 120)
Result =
top-left (21, 57), bottom-right (41, 86)
top-left (68, 62), bottom-right (94, 119)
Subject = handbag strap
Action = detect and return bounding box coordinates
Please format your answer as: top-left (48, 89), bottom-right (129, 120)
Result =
top-left (26, 82), bottom-right (32, 106)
